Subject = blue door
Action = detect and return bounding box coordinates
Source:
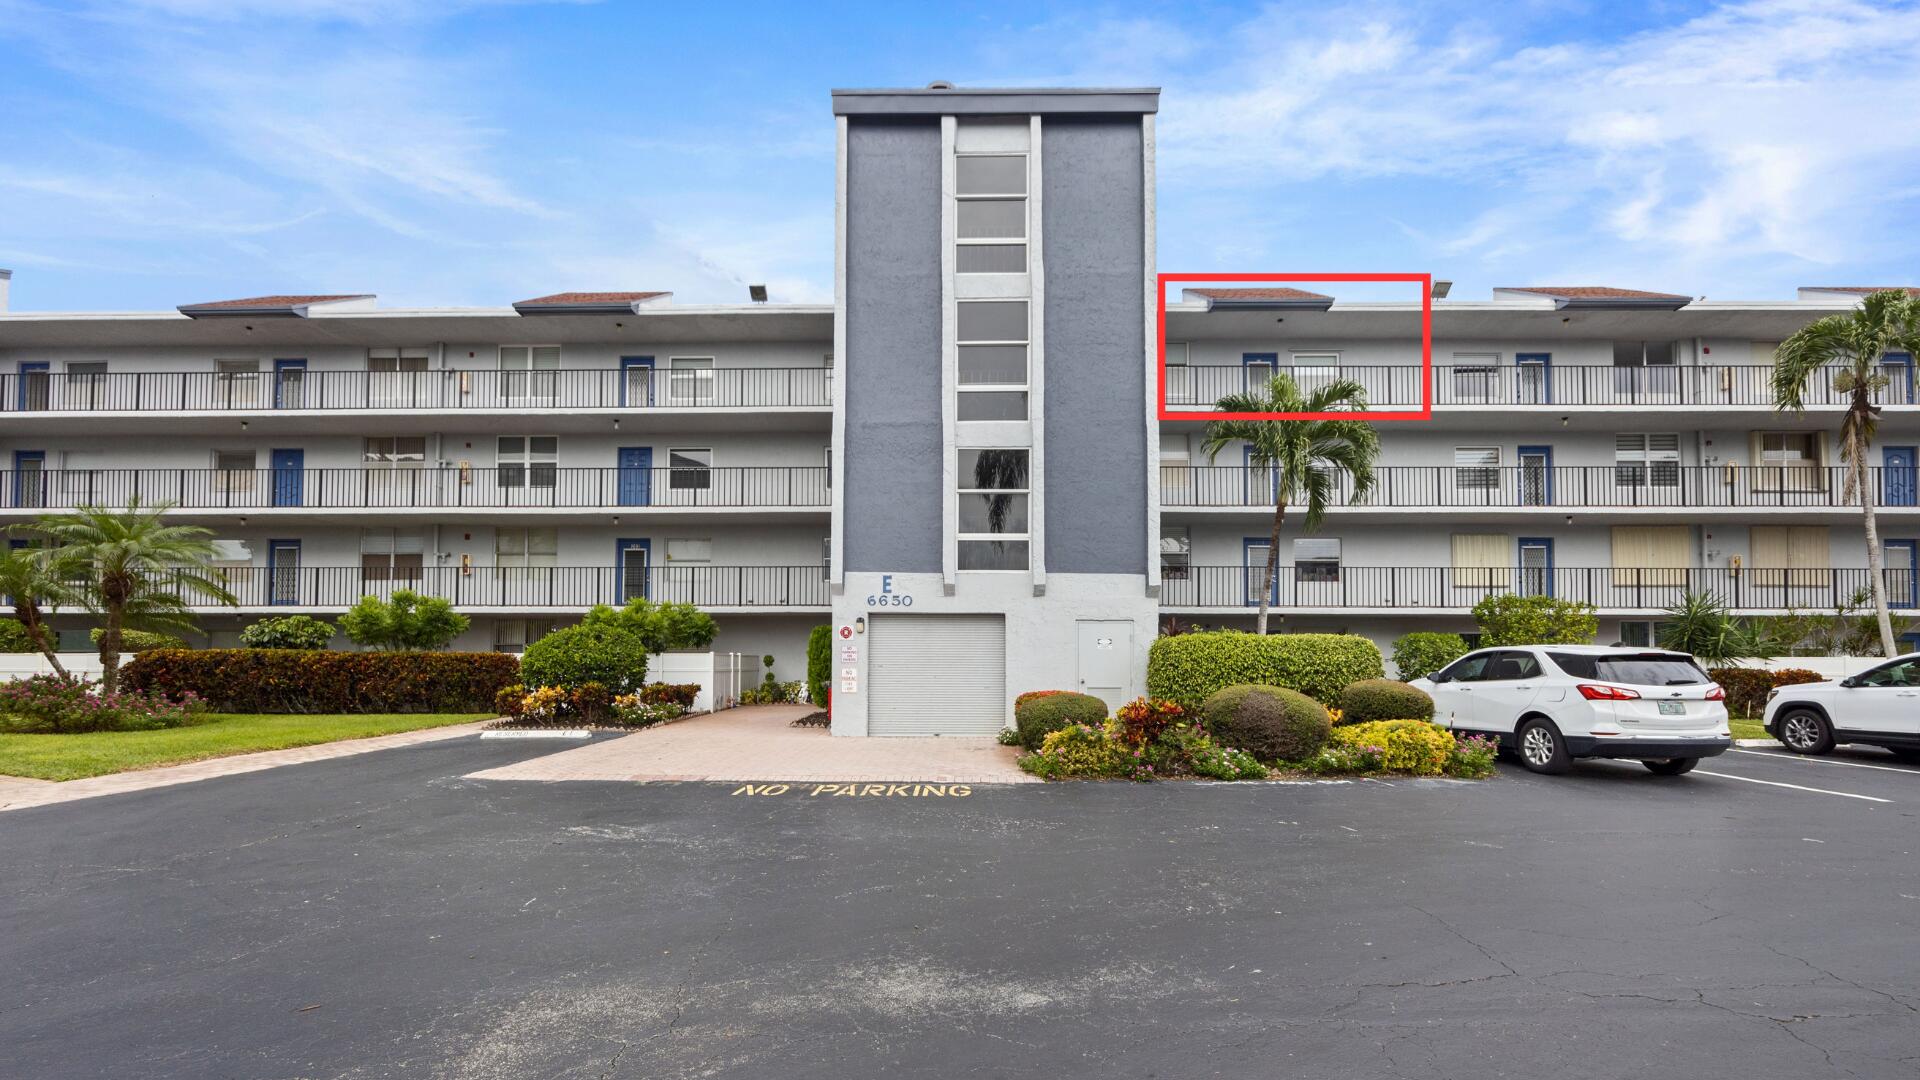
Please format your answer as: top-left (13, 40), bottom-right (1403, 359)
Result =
top-left (1518, 445), bottom-right (1554, 505)
top-left (1885, 540), bottom-right (1918, 610)
top-left (1884, 447), bottom-right (1917, 507)
top-left (617, 447), bottom-right (652, 506)
top-left (12, 450), bottom-right (46, 508)
top-left (1518, 537), bottom-right (1554, 597)
top-left (620, 356), bottom-right (655, 407)
top-left (1883, 352), bottom-right (1915, 405)
top-left (1515, 353), bottom-right (1552, 404)
top-left (15, 362), bottom-right (49, 411)
top-left (616, 538), bottom-right (651, 603)
top-left (267, 540), bottom-right (301, 606)
top-left (270, 448), bottom-right (304, 507)
top-left (273, 359), bottom-right (307, 409)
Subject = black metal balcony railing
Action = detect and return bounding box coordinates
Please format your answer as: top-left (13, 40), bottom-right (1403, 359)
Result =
top-left (1163, 364), bottom-right (1918, 409)
top-left (0, 367), bottom-right (831, 413)
top-left (1161, 566), bottom-right (1918, 612)
top-left (0, 467), bottom-right (830, 510)
top-left (155, 565), bottom-right (830, 609)
top-left (1161, 465), bottom-right (1920, 510)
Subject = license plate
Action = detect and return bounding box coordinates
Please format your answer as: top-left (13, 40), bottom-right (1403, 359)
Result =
top-left (1657, 701), bottom-right (1687, 716)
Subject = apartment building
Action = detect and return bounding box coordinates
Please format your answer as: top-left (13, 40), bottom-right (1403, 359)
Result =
top-left (1159, 284), bottom-right (1920, 657)
top-left (1, 85), bottom-right (1915, 735)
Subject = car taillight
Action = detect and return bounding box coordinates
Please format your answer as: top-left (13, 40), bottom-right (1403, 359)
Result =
top-left (1706, 686), bottom-right (1726, 701)
top-left (1577, 683), bottom-right (1641, 701)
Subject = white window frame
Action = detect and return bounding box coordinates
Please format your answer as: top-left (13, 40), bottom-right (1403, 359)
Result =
top-left (667, 356), bottom-right (715, 405)
top-left (498, 345), bottom-right (560, 402)
top-left (954, 151), bottom-right (1028, 274)
top-left (213, 449), bottom-right (257, 494)
top-left (1293, 537), bottom-right (1341, 583)
top-left (1454, 446), bottom-right (1501, 491)
top-left (496, 435), bottom-right (557, 489)
top-left (956, 299), bottom-right (1029, 421)
top-left (1450, 352), bottom-right (1500, 403)
top-left (1615, 432), bottom-right (1681, 488)
top-left (664, 538), bottom-right (712, 563)
top-left (668, 447), bottom-right (713, 491)
top-left (957, 447), bottom-right (1031, 571)
top-left (1287, 352), bottom-right (1342, 395)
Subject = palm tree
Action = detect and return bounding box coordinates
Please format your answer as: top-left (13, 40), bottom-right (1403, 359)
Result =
top-left (1201, 373), bottom-right (1380, 634)
top-left (23, 500), bottom-right (236, 693)
top-left (1771, 289), bottom-right (1920, 657)
top-left (0, 542), bottom-right (80, 678)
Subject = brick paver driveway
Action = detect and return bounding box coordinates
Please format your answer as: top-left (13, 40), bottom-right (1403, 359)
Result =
top-left (469, 704), bottom-right (1035, 784)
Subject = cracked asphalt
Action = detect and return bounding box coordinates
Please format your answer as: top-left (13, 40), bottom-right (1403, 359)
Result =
top-left (3, 735), bottom-right (1919, 1079)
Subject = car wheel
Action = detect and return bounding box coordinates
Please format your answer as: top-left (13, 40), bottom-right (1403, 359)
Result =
top-left (1516, 718), bottom-right (1571, 775)
top-left (1643, 758), bottom-right (1699, 776)
top-left (1777, 709), bottom-right (1835, 755)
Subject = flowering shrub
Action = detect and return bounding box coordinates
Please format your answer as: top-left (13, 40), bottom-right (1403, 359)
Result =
top-left (518, 686), bottom-right (569, 724)
top-left (495, 684), bottom-right (527, 718)
top-left (123, 649), bottom-right (518, 713)
top-left (640, 682), bottom-right (700, 709)
top-left (1446, 733), bottom-right (1499, 778)
top-left (740, 680), bottom-right (805, 705)
top-left (0, 675), bottom-right (203, 734)
top-left (1302, 744), bottom-right (1387, 775)
top-left (1020, 722), bottom-right (1131, 779)
top-left (1329, 720), bottom-right (1454, 775)
top-left (1014, 689), bottom-right (1067, 709)
top-left (570, 682), bottom-right (613, 724)
top-left (611, 693), bottom-right (685, 727)
top-left (1150, 723), bottom-right (1268, 780)
top-left (1114, 696), bottom-right (1186, 746)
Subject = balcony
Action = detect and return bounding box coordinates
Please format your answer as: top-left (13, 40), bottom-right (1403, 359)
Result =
top-left (160, 565), bottom-right (829, 611)
top-left (1161, 566), bottom-right (1913, 613)
top-left (0, 467), bottom-right (830, 513)
top-left (0, 367), bottom-right (830, 415)
top-left (1161, 465), bottom-right (1919, 513)
top-left (1162, 364), bottom-right (1918, 410)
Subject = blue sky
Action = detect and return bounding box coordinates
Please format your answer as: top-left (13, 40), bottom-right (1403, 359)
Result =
top-left (2, 0), bottom-right (1917, 311)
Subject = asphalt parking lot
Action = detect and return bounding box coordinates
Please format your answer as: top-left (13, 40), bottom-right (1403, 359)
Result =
top-left (3, 736), bottom-right (1919, 1079)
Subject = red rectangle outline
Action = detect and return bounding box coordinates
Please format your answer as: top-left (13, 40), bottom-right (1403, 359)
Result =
top-left (1156, 273), bottom-right (1433, 421)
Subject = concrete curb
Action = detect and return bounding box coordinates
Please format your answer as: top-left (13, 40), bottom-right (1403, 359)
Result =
top-left (1734, 737), bottom-right (1781, 747)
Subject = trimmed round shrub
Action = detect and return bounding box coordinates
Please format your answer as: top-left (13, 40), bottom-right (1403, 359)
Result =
top-left (1014, 691), bottom-right (1109, 751)
top-left (519, 622), bottom-right (649, 694)
top-left (1391, 631), bottom-right (1468, 681)
top-left (1147, 632), bottom-right (1384, 708)
top-left (1337, 679), bottom-right (1434, 723)
top-left (1198, 684), bottom-right (1331, 762)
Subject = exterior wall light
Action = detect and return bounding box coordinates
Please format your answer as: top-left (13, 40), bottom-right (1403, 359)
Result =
top-left (855, 616), bottom-right (866, 635)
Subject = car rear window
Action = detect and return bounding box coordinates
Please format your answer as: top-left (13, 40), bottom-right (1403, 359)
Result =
top-left (1548, 652), bottom-right (1708, 685)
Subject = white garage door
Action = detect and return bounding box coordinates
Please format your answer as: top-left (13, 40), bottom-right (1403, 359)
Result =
top-left (867, 613), bottom-right (1006, 736)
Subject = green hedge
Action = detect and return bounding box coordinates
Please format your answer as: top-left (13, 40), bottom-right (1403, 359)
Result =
top-left (807, 625), bottom-right (831, 707)
top-left (1014, 691), bottom-right (1109, 751)
top-left (1147, 632), bottom-right (1384, 707)
top-left (121, 649), bottom-right (519, 713)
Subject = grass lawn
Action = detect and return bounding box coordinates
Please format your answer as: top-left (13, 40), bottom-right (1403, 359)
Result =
top-left (1730, 718), bottom-right (1775, 742)
top-left (0, 713), bottom-right (493, 782)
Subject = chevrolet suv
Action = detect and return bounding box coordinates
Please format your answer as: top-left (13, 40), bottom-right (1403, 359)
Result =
top-left (1763, 653), bottom-right (1920, 762)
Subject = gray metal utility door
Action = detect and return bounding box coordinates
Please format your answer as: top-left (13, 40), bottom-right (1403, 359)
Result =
top-left (867, 614), bottom-right (1006, 736)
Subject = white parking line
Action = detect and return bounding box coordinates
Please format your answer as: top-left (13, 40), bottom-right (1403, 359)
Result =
top-left (1731, 749), bottom-right (1920, 775)
top-left (1695, 770), bottom-right (1892, 803)
top-left (1735, 745), bottom-right (1912, 768)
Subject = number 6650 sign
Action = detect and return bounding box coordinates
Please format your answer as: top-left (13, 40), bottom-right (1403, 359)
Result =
top-left (865, 574), bottom-right (914, 607)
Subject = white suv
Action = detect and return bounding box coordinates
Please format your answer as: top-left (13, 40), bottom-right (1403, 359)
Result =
top-left (1763, 653), bottom-right (1920, 762)
top-left (1410, 645), bottom-right (1732, 775)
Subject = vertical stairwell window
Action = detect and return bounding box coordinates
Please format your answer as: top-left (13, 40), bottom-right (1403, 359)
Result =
top-left (955, 153), bottom-right (1027, 273)
top-left (957, 448), bottom-right (1029, 570)
top-left (957, 300), bottom-right (1028, 421)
